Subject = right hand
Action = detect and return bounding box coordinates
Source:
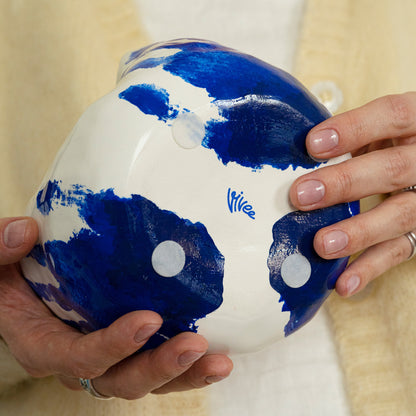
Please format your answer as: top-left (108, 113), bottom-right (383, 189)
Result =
top-left (0, 216), bottom-right (233, 400)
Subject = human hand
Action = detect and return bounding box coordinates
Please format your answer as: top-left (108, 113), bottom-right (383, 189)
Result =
top-left (0, 217), bottom-right (232, 399)
top-left (290, 92), bottom-right (416, 297)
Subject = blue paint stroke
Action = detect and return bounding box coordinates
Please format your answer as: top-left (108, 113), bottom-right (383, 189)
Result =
top-left (29, 181), bottom-right (225, 347)
top-left (121, 40), bottom-right (222, 77)
top-left (204, 96), bottom-right (319, 170)
top-left (119, 84), bottom-right (179, 122)
top-left (267, 201), bottom-right (359, 336)
top-left (118, 39), bottom-right (330, 171)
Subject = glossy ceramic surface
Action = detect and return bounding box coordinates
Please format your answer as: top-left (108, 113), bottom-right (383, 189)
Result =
top-left (20, 39), bottom-right (359, 354)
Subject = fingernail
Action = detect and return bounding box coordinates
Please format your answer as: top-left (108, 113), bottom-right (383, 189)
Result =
top-left (3, 219), bottom-right (28, 249)
top-left (309, 129), bottom-right (339, 154)
top-left (323, 230), bottom-right (349, 254)
top-left (178, 350), bottom-right (205, 367)
top-left (134, 324), bottom-right (160, 343)
top-left (205, 375), bottom-right (226, 384)
top-left (296, 180), bottom-right (325, 206)
top-left (346, 275), bottom-right (361, 295)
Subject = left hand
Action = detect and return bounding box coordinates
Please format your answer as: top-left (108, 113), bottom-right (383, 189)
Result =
top-left (290, 92), bottom-right (416, 297)
top-left (0, 217), bottom-right (232, 399)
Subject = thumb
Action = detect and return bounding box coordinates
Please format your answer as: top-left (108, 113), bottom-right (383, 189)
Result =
top-left (0, 217), bottom-right (39, 265)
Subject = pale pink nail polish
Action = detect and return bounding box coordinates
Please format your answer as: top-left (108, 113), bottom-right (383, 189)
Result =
top-left (346, 275), bottom-right (361, 295)
top-left (296, 180), bottom-right (325, 206)
top-left (309, 129), bottom-right (339, 154)
top-left (178, 350), bottom-right (205, 367)
top-left (134, 324), bottom-right (160, 343)
top-left (3, 219), bottom-right (28, 249)
top-left (323, 230), bottom-right (349, 254)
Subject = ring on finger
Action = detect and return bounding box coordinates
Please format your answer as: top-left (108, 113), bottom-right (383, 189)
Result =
top-left (404, 231), bottom-right (416, 260)
top-left (402, 185), bottom-right (416, 192)
top-left (79, 377), bottom-right (113, 400)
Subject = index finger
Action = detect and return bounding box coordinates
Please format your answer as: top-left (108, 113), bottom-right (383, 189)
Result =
top-left (307, 92), bottom-right (416, 159)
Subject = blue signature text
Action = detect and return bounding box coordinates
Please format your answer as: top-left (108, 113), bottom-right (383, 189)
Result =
top-left (227, 188), bottom-right (256, 220)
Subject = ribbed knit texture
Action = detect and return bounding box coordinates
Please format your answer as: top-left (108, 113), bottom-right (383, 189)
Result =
top-left (0, 1), bottom-right (208, 414)
top-left (295, 1), bottom-right (416, 414)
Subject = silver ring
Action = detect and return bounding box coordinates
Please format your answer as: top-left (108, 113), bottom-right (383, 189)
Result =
top-left (402, 185), bottom-right (416, 192)
top-left (405, 231), bottom-right (416, 259)
top-left (79, 378), bottom-right (113, 400)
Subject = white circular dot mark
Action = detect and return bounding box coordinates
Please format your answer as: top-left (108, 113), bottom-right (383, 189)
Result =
top-left (310, 81), bottom-right (343, 114)
top-left (281, 253), bottom-right (312, 288)
top-left (151, 240), bottom-right (186, 278)
top-left (171, 112), bottom-right (205, 149)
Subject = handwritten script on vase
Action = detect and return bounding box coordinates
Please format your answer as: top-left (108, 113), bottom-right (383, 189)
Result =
top-left (227, 188), bottom-right (256, 220)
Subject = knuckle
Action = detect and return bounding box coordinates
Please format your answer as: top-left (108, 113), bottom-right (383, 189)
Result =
top-left (394, 199), bottom-right (416, 231)
top-left (354, 222), bottom-right (372, 249)
top-left (386, 93), bottom-right (415, 131)
top-left (344, 110), bottom-right (368, 142)
top-left (67, 361), bottom-right (104, 380)
top-left (388, 239), bottom-right (409, 265)
top-left (332, 165), bottom-right (354, 200)
top-left (385, 148), bottom-right (411, 186)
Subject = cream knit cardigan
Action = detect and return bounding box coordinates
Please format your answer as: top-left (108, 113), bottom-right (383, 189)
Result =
top-left (1, 0), bottom-right (416, 415)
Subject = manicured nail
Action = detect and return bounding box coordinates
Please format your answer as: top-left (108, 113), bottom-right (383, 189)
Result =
top-left (309, 129), bottom-right (339, 154)
top-left (3, 219), bottom-right (28, 249)
top-left (205, 375), bottom-right (226, 384)
top-left (134, 324), bottom-right (160, 343)
top-left (178, 350), bottom-right (205, 367)
top-left (323, 230), bottom-right (349, 254)
top-left (296, 180), bottom-right (325, 206)
top-left (346, 275), bottom-right (361, 295)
